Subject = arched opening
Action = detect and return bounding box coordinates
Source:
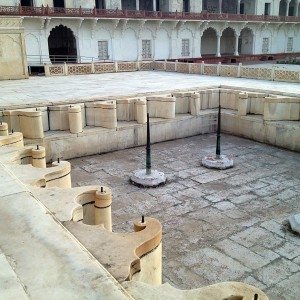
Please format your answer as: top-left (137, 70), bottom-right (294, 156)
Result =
top-left (156, 0), bottom-right (169, 12)
top-left (140, 0), bottom-right (153, 11)
top-left (289, 0), bottom-right (297, 16)
top-left (53, 0), bottom-right (65, 8)
top-left (222, 0), bottom-right (238, 13)
top-left (202, 0), bottom-right (219, 13)
top-left (279, 0), bottom-right (287, 16)
top-left (183, 0), bottom-right (190, 12)
top-left (240, 0), bottom-right (255, 14)
top-left (122, 0), bottom-right (136, 10)
top-left (221, 28), bottom-right (235, 55)
top-left (239, 28), bottom-right (254, 55)
top-left (95, 0), bottom-right (106, 9)
top-left (201, 28), bottom-right (217, 56)
top-left (48, 25), bottom-right (77, 63)
top-left (21, 0), bottom-right (33, 6)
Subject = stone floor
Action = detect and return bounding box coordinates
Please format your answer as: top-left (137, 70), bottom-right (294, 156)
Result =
top-left (69, 134), bottom-right (300, 300)
top-left (1, 71), bottom-right (300, 108)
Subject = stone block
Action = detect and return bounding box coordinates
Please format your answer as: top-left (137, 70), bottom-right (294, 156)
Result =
top-left (147, 96), bottom-right (175, 119)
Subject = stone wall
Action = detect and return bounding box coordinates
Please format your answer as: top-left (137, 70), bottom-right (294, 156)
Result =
top-left (0, 17), bottom-right (28, 80)
top-left (1, 86), bottom-right (299, 162)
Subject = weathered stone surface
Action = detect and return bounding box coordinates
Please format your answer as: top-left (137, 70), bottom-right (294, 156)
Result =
top-left (70, 134), bottom-right (300, 298)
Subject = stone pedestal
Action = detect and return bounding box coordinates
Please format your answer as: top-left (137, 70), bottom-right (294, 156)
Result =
top-left (130, 169), bottom-right (166, 188)
top-left (202, 155), bottom-right (233, 170)
top-left (288, 214), bottom-right (300, 234)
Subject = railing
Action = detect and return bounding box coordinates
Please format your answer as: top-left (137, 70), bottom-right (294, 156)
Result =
top-left (0, 5), bottom-right (299, 22)
top-left (27, 54), bottom-right (110, 65)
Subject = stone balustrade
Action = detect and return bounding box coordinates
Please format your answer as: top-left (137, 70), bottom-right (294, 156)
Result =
top-left (44, 61), bottom-right (300, 84)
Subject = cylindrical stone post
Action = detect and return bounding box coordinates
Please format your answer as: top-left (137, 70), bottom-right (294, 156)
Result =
top-left (31, 145), bottom-right (46, 168)
top-left (19, 111), bottom-right (44, 139)
top-left (0, 122), bottom-right (9, 136)
top-left (94, 101), bottom-right (117, 129)
top-left (135, 99), bottom-right (147, 124)
top-left (190, 93), bottom-right (201, 116)
top-left (68, 105), bottom-right (83, 134)
top-left (94, 187), bottom-right (112, 231)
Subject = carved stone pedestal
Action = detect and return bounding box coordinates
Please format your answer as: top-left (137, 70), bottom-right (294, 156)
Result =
top-left (202, 155), bottom-right (233, 170)
top-left (130, 169), bottom-right (166, 188)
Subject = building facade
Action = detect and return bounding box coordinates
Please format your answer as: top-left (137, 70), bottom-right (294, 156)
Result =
top-left (0, 0), bottom-right (299, 66)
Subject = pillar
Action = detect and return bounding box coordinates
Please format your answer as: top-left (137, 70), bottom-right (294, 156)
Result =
top-left (136, 0), bottom-right (139, 10)
top-left (94, 187), bottom-right (112, 231)
top-left (68, 105), bottom-right (83, 134)
top-left (50, 160), bottom-right (72, 188)
top-left (94, 101), bottom-right (117, 129)
top-left (31, 145), bottom-right (46, 168)
top-left (234, 34), bottom-right (239, 56)
top-left (237, 93), bottom-right (249, 116)
top-left (19, 111), bottom-right (44, 139)
top-left (216, 33), bottom-right (221, 57)
top-left (190, 93), bottom-right (201, 116)
top-left (0, 122), bottom-right (8, 136)
top-left (199, 33), bottom-right (203, 58)
top-left (135, 99), bottom-right (147, 124)
top-left (237, 0), bottom-right (241, 14)
top-left (153, 0), bottom-right (156, 11)
top-left (286, 0), bottom-right (291, 16)
top-left (219, 0), bottom-right (222, 13)
top-left (295, 1), bottom-right (299, 16)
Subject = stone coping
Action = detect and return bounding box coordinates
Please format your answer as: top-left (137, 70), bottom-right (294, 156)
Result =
top-left (1, 84), bottom-right (300, 111)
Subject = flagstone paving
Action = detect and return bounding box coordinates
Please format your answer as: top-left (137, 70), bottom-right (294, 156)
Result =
top-left (69, 133), bottom-right (300, 300)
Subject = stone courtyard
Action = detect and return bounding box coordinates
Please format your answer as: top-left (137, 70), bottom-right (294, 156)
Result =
top-left (70, 133), bottom-right (300, 300)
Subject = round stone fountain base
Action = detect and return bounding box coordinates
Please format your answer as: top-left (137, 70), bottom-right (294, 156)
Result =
top-left (130, 169), bottom-right (166, 187)
top-left (288, 214), bottom-right (300, 235)
top-left (202, 155), bottom-right (234, 170)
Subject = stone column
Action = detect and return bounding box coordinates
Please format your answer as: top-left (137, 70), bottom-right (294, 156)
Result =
top-left (295, 1), bottom-right (299, 16)
top-left (94, 187), bottom-right (112, 232)
top-left (219, 0), bottom-right (222, 13)
top-left (0, 122), bottom-right (8, 136)
top-left (234, 33), bottom-right (239, 56)
top-left (237, 0), bottom-right (241, 14)
top-left (216, 33), bottom-right (221, 57)
top-left (68, 105), bottom-right (83, 134)
top-left (31, 146), bottom-right (46, 169)
top-left (136, 0), bottom-right (139, 10)
top-left (286, 0), bottom-right (291, 16)
top-left (153, 0), bottom-right (156, 11)
top-left (199, 33), bottom-right (203, 58)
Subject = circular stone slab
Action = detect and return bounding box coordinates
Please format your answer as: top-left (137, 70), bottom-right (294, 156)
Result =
top-left (202, 155), bottom-right (233, 170)
top-left (288, 214), bottom-right (300, 234)
top-left (130, 169), bottom-right (166, 187)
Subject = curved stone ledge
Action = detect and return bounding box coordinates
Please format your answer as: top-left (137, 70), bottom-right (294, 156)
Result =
top-left (63, 217), bottom-right (162, 283)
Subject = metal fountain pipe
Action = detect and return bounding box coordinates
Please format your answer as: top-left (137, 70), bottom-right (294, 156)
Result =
top-left (146, 113), bottom-right (151, 175)
top-left (216, 92), bottom-right (221, 159)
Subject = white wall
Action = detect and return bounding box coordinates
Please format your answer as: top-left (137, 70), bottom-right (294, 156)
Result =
top-left (21, 18), bottom-right (300, 64)
top-left (256, 0), bottom-right (278, 15)
top-left (239, 28), bottom-right (254, 54)
top-left (122, 28), bottom-right (138, 60)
